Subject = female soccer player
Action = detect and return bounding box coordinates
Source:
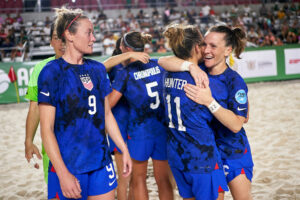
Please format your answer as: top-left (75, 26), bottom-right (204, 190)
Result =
top-left (108, 31), bottom-right (173, 200)
top-left (159, 25), bottom-right (254, 200)
top-left (107, 38), bottom-right (132, 200)
top-left (38, 7), bottom-right (131, 200)
top-left (162, 24), bottom-right (228, 200)
top-left (25, 21), bottom-right (64, 183)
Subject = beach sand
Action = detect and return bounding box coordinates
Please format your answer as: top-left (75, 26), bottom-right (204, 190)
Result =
top-left (0, 79), bottom-right (299, 200)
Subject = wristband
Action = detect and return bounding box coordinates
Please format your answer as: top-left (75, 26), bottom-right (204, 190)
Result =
top-left (180, 61), bottom-right (192, 71)
top-left (208, 99), bottom-right (221, 113)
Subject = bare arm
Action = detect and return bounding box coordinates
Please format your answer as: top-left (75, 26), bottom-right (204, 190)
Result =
top-left (184, 83), bottom-right (245, 133)
top-left (39, 103), bottom-right (81, 199)
top-left (104, 97), bottom-right (132, 177)
top-left (25, 101), bottom-right (42, 168)
top-left (103, 52), bottom-right (150, 71)
top-left (108, 89), bottom-right (123, 108)
top-left (158, 56), bottom-right (208, 86)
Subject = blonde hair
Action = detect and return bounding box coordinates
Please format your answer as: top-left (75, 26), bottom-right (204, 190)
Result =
top-left (54, 6), bottom-right (88, 42)
top-left (163, 24), bottom-right (202, 59)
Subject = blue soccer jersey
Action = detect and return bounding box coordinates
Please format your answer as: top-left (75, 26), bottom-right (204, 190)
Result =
top-left (108, 64), bottom-right (129, 151)
top-left (38, 57), bottom-right (112, 175)
top-left (206, 66), bottom-right (253, 163)
top-left (112, 59), bottom-right (166, 140)
top-left (163, 66), bottom-right (223, 173)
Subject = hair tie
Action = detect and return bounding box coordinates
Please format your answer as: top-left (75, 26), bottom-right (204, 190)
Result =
top-left (123, 33), bottom-right (144, 51)
top-left (62, 14), bottom-right (81, 37)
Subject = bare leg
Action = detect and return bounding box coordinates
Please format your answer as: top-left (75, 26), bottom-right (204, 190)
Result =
top-left (131, 159), bottom-right (148, 200)
top-left (87, 189), bottom-right (115, 200)
top-left (153, 159), bottom-right (174, 200)
top-left (114, 151), bottom-right (132, 200)
top-left (228, 174), bottom-right (252, 200)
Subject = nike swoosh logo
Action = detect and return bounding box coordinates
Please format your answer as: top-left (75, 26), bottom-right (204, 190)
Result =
top-left (40, 91), bottom-right (50, 96)
top-left (237, 107), bottom-right (246, 111)
top-left (109, 178), bottom-right (116, 186)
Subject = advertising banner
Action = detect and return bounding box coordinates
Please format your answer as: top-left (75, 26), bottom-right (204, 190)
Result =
top-left (229, 50), bottom-right (277, 78)
top-left (284, 48), bottom-right (300, 75)
top-left (0, 62), bottom-right (36, 104)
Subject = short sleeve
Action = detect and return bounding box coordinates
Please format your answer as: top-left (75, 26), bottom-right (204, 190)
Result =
top-left (38, 62), bottom-right (60, 106)
top-left (111, 67), bottom-right (128, 94)
top-left (25, 57), bottom-right (55, 101)
top-left (227, 75), bottom-right (248, 118)
top-left (103, 70), bottom-right (112, 97)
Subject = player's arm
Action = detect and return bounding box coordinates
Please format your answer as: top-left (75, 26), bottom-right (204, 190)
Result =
top-left (184, 82), bottom-right (245, 133)
top-left (103, 52), bottom-right (150, 71)
top-left (108, 89), bottom-right (123, 108)
top-left (104, 97), bottom-right (132, 177)
top-left (39, 103), bottom-right (81, 199)
top-left (25, 101), bottom-right (42, 168)
top-left (158, 56), bottom-right (208, 86)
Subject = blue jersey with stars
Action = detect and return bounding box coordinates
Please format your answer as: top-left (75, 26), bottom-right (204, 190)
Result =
top-left (163, 65), bottom-right (222, 173)
top-left (38, 57), bottom-right (112, 175)
top-left (108, 64), bottom-right (129, 136)
top-left (205, 66), bottom-right (252, 161)
top-left (112, 59), bottom-right (166, 140)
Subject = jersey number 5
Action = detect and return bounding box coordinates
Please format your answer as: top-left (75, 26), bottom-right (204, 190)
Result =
top-left (166, 95), bottom-right (186, 131)
top-left (146, 81), bottom-right (160, 109)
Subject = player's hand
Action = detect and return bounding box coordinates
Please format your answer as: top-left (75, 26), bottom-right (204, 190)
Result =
top-left (25, 141), bottom-right (42, 169)
top-left (129, 52), bottom-right (150, 64)
top-left (122, 150), bottom-right (132, 177)
top-left (59, 171), bottom-right (82, 199)
top-left (184, 81), bottom-right (213, 107)
top-left (189, 63), bottom-right (209, 88)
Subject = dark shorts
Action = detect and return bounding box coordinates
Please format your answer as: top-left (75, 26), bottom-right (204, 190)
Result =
top-left (48, 162), bottom-right (117, 199)
top-left (170, 167), bottom-right (229, 200)
top-left (128, 134), bottom-right (167, 161)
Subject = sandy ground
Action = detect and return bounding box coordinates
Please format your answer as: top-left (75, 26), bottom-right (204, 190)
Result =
top-left (0, 79), bottom-right (300, 200)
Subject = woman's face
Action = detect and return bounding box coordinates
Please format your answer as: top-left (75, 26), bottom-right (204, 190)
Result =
top-left (70, 18), bottom-right (96, 55)
top-left (50, 31), bottom-right (64, 58)
top-left (201, 32), bottom-right (231, 69)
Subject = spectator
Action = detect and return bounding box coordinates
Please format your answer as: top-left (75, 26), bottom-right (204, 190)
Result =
top-left (103, 33), bottom-right (116, 55)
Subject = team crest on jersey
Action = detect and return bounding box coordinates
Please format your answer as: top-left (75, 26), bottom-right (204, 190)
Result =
top-left (80, 74), bottom-right (94, 91)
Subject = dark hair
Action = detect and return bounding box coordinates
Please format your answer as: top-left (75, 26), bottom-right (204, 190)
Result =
top-left (54, 6), bottom-right (88, 43)
top-left (208, 25), bottom-right (246, 59)
top-left (122, 31), bottom-right (152, 52)
top-left (163, 24), bottom-right (202, 60)
top-left (112, 37), bottom-right (122, 56)
top-left (50, 22), bottom-right (55, 40)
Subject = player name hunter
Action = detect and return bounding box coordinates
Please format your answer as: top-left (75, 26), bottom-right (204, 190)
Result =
top-left (134, 66), bottom-right (161, 80)
top-left (164, 78), bottom-right (187, 90)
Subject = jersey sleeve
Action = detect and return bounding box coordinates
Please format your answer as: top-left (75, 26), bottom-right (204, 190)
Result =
top-left (37, 62), bottom-right (60, 107)
top-left (25, 62), bottom-right (40, 102)
top-left (111, 67), bottom-right (128, 94)
top-left (227, 74), bottom-right (248, 118)
top-left (102, 68), bottom-right (112, 97)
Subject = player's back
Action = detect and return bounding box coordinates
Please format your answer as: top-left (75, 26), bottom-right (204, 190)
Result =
top-left (163, 69), bottom-right (222, 173)
top-left (112, 59), bottom-right (166, 139)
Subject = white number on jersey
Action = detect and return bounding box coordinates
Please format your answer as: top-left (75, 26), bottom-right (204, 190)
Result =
top-left (146, 81), bottom-right (160, 109)
top-left (88, 95), bottom-right (96, 115)
top-left (166, 95), bottom-right (186, 131)
top-left (106, 163), bottom-right (115, 179)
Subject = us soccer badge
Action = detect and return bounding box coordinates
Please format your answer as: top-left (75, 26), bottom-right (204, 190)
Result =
top-left (80, 74), bottom-right (94, 91)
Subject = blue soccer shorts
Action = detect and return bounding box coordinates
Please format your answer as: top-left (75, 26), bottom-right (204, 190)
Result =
top-left (48, 162), bottom-right (117, 199)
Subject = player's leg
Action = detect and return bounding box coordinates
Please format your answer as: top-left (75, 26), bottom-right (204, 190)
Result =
top-left (153, 159), bottom-right (174, 200)
top-left (114, 151), bottom-right (132, 200)
top-left (228, 174), bottom-right (252, 200)
top-left (87, 190), bottom-right (115, 200)
top-left (131, 159), bottom-right (148, 200)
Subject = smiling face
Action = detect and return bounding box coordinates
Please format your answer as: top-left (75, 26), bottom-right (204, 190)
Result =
top-left (201, 32), bottom-right (232, 72)
top-left (68, 18), bottom-right (96, 55)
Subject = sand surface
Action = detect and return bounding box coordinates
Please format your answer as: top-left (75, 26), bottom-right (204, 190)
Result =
top-left (0, 80), bottom-right (300, 200)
